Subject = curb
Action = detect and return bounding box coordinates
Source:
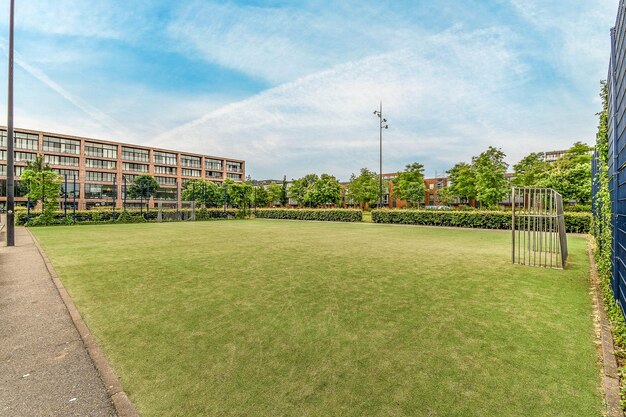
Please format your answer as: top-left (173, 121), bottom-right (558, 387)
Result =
top-left (26, 228), bottom-right (139, 417)
top-left (588, 244), bottom-right (624, 417)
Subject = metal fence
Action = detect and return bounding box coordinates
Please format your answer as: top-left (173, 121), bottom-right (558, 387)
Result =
top-left (511, 188), bottom-right (568, 269)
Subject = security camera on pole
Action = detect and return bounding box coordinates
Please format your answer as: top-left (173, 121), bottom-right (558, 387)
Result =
top-left (373, 101), bottom-right (388, 209)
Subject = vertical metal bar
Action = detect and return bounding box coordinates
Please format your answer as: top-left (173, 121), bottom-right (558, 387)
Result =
top-left (72, 174), bottom-right (76, 222)
top-left (5, 0), bottom-right (15, 246)
top-left (64, 174), bottom-right (68, 218)
top-left (512, 187), bottom-right (516, 264)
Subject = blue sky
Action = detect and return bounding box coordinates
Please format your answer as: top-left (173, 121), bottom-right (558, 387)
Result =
top-left (0, 0), bottom-right (617, 180)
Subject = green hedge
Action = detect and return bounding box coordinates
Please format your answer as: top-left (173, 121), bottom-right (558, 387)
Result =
top-left (254, 208), bottom-right (362, 222)
top-left (16, 208), bottom-right (237, 226)
top-left (371, 210), bottom-right (591, 233)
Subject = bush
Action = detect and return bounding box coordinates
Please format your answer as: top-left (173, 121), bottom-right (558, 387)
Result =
top-left (17, 208), bottom-right (238, 226)
top-left (254, 208), bottom-right (362, 222)
top-left (371, 209), bottom-right (591, 233)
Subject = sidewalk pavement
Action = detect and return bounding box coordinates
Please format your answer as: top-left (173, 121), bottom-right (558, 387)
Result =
top-left (0, 227), bottom-right (117, 417)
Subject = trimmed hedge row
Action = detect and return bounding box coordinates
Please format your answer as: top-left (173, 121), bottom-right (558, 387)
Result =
top-left (16, 208), bottom-right (237, 226)
top-left (371, 209), bottom-right (591, 233)
top-left (254, 208), bottom-right (362, 222)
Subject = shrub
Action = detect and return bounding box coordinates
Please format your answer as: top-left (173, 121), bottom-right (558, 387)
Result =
top-left (371, 209), bottom-right (590, 233)
top-left (17, 208), bottom-right (238, 226)
top-left (254, 208), bottom-right (362, 222)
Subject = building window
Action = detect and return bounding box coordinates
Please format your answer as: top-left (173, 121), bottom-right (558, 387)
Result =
top-left (156, 176), bottom-right (177, 186)
top-left (1, 132), bottom-right (39, 150)
top-left (0, 164), bottom-right (26, 177)
top-left (86, 158), bottom-right (116, 170)
top-left (84, 183), bottom-right (116, 199)
top-left (227, 173), bottom-right (242, 180)
top-left (226, 161), bottom-right (242, 172)
top-left (44, 154), bottom-right (79, 166)
top-left (205, 170), bottom-right (222, 179)
top-left (154, 165), bottom-right (177, 175)
top-left (86, 171), bottom-right (116, 182)
top-left (85, 142), bottom-right (117, 159)
top-left (122, 162), bottom-right (148, 173)
top-left (205, 159), bottom-right (222, 170)
top-left (153, 150), bottom-right (177, 165)
top-left (181, 168), bottom-right (200, 177)
top-left (61, 182), bottom-right (80, 198)
top-left (154, 187), bottom-right (177, 201)
top-left (181, 155), bottom-right (201, 168)
top-left (121, 146), bottom-right (149, 162)
top-left (42, 136), bottom-right (80, 154)
top-left (122, 174), bottom-right (138, 184)
top-left (53, 169), bottom-right (79, 179)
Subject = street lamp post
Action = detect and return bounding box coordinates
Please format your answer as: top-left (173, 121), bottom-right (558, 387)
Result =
top-left (373, 101), bottom-right (389, 209)
top-left (5, 0), bottom-right (15, 246)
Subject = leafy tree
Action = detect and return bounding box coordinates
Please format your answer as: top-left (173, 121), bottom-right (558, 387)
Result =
top-left (21, 162), bottom-right (61, 213)
top-left (267, 183), bottom-right (283, 206)
top-left (446, 162), bottom-right (476, 202)
top-left (472, 146), bottom-right (508, 208)
top-left (252, 185), bottom-right (271, 208)
top-left (311, 173), bottom-right (342, 206)
top-left (221, 179), bottom-right (234, 207)
top-left (346, 168), bottom-right (382, 209)
top-left (280, 175), bottom-right (289, 206)
top-left (512, 153), bottom-right (548, 187)
top-left (540, 142), bottom-right (592, 203)
top-left (436, 186), bottom-right (454, 206)
top-left (128, 174), bottom-right (159, 199)
top-left (391, 162), bottom-right (426, 207)
top-left (182, 179), bottom-right (221, 207)
top-left (228, 181), bottom-right (253, 209)
top-left (289, 174), bottom-right (319, 207)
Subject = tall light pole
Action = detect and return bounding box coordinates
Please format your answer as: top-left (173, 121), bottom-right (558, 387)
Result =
top-left (373, 101), bottom-right (388, 209)
top-left (6, 0), bottom-right (15, 246)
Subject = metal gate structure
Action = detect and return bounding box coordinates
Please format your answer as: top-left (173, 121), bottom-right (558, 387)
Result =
top-left (511, 188), bottom-right (568, 269)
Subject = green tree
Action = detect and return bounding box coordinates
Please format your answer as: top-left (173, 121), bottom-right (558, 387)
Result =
top-left (472, 147), bottom-right (508, 208)
top-left (512, 153), bottom-right (548, 187)
top-left (446, 162), bottom-right (476, 203)
top-left (229, 181), bottom-right (253, 209)
top-left (280, 175), bottom-right (289, 206)
top-left (267, 183), bottom-right (283, 206)
top-left (182, 179), bottom-right (222, 207)
top-left (346, 168), bottom-right (381, 209)
top-left (21, 161), bottom-right (61, 213)
top-left (540, 142), bottom-right (592, 203)
top-left (391, 162), bottom-right (426, 207)
top-left (128, 174), bottom-right (159, 199)
top-left (289, 174), bottom-right (319, 207)
top-left (252, 185), bottom-right (270, 208)
top-left (311, 173), bottom-right (342, 206)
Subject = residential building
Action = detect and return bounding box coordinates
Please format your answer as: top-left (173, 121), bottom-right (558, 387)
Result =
top-left (0, 127), bottom-right (244, 210)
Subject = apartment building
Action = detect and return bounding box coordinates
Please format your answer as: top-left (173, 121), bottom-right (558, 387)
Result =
top-left (0, 127), bottom-right (245, 210)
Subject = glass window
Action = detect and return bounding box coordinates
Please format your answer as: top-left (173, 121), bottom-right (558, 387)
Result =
top-left (44, 154), bottom-right (79, 166)
top-left (121, 146), bottom-right (149, 162)
top-left (226, 161), bottom-right (242, 172)
top-left (0, 131), bottom-right (39, 150)
top-left (61, 182), bottom-right (80, 198)
top-left (85, 142), bottom-right (117, 159)
top-left (43, 136), bottom-right (80, 154)
top-left (227, 173), bottom-right (242, 180)
top-left (86, 158), bottom-right (116, 169)
top-left (205, 158), bottom-right (222, 170)
top-left (86, 171), bottom-right (116, 182)
top-left (205, 171), bottom-right (223, 179)
top-left (84, 183), bottom-right (117, 199)
top-left (154, 165), bottom-right (177, 175)
top-left (122, 162), bottom-right (149, 172)
top-left (0, 164), bottom-right (25, 177)
top-left (181, 155), bottom-right (201, 168)
top-left (181, 168), bottom-right (200, 177)
top-left (153, 150), bottom-right (177, 165)
top-left (53, 169), bottom-right (79, 179)
top-left (15, 152), bottom-right (37, 163)
top-left (156, 176), bottom-right (177, 186)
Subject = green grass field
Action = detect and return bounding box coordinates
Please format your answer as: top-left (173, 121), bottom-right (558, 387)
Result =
top-left (32, 220), bottom-right (602, 417)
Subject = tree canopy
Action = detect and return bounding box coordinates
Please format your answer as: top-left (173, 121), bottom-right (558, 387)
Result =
top-left (181, 179), bottom-right (222, 207)
top-left (472, 146), bottom-right (508, 207)
top-left (391, 162), bottom-right (426, 207)
top-left (128, 174), bottom-right (159, 199)
top-left (346, 168), bottom-right (382, 208)
top-left (446, 162), bottom-right (476, 203)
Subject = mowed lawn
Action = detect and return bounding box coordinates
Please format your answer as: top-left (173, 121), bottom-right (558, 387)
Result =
top-left (32, 220), bottom-right (602, 417)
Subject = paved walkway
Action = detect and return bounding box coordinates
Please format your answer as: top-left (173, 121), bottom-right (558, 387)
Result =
top-left (0, 227), bottom-right (116, 417)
